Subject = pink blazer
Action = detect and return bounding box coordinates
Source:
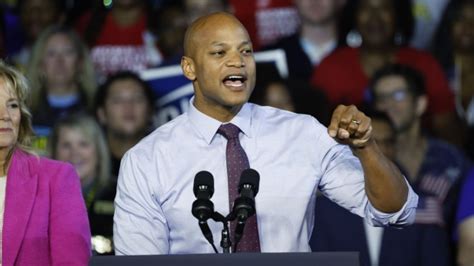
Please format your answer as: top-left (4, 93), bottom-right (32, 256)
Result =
top-left (2, 149), bottom-right (91, 265)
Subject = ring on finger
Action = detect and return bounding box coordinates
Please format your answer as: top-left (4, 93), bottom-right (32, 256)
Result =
top-left (351, 119), bottom-right (361, 125)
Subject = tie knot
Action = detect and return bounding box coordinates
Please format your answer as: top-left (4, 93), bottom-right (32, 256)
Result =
top-left (218, 123), bottom-right (241, 140)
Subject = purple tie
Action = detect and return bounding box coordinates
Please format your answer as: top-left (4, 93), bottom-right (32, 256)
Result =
top-left (218, 123), bottom-right (261, 252)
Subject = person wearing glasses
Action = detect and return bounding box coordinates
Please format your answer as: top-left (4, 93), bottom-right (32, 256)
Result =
top-left (369, 64), bottom-right (471, 264)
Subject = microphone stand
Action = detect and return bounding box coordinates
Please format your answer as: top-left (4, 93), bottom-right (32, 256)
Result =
top-left (195, 208), bottom-right (237, 253)
top-left (233, 214), bottom-right (247, 251)
top-left (201, 207), bottom-right (254, 253)
top-left (194, 169), bottom-right (260, 253)
top-left (211, 212), bottom-right (232, 253)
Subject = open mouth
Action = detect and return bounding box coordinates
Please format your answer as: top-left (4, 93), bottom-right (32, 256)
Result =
top-left (223, 74), bottom-right (247, 88)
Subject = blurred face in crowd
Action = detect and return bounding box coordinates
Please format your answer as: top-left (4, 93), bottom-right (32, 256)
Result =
top-left (295, 0), bottom-right (344, 26)
top-left (156, 6), bottom-right (187, 58)
top-left (98, 78), bottom-right (151, 138)
top-left (263, 82), bottom-right (295, 112)
top-left (356, 0), bottom-right (396, 48)
top-left (41, 33), bottom-right (80, 89)
top-left (452, 2), bottom-right (474, 53)
top-left (20, 0), bottom-right (62, 43)
top-left (184, 0), bottom-right (228, 24)
top-left (371, 118), bottom-right (396, 160)
top-left (182, 13), bottom-right (256, 120)
top-left (0, 79), bottom-right (21, 153)
top-left (55, 126), bottom-right (98, 186)
top-left (372, 75), bottom-right (425, 133)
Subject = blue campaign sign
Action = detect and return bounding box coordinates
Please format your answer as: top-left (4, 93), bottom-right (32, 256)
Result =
top-left (140, 49), bottom-right (288, 128)
top-left (140, 65), bottom-right (193, 127)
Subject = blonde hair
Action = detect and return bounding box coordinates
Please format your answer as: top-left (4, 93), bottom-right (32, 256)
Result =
top-left (0, 61), bottom-right (35, 154)
top-left (48, 114), bottom-right (111, 188)
top-left (26, 25), bottom-right (97, 112)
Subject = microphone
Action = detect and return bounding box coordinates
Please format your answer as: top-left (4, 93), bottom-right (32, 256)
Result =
top-left (192, 171), bottom-right (218, 253)
top-left (192, 171), bottom-right (214, 221)
top-left (233, 169), bottom-right (260, 249)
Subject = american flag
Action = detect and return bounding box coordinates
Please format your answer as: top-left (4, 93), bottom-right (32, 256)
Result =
top-left (419, 174), bottom-right (452, 202)
top-left (415, 196), bottom-right (444, 226)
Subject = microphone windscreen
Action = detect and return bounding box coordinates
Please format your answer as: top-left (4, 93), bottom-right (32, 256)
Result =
top-left (193, 171), bottom-right (214, 197)
top-left (239, 168), bottom-right (260, 194)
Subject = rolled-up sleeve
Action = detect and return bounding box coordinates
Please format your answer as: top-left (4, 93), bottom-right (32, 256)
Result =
top-left (318, 140), bottom-right (418, 227)
top-left (365, 178), bottom-right (418, 226)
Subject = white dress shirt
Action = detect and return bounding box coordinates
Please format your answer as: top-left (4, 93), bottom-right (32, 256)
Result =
top-left (114, 101), bottom-right (418, 255)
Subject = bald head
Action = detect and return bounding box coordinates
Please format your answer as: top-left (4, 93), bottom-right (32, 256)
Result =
top-left (183, 12), bottom-right (250, 58)
top-left (180, 11), bottom-right (256, 121)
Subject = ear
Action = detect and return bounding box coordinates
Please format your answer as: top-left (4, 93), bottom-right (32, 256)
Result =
top-left (415, 95), bottom-right (428, 117)
top-left (97, 107), bottom-right (107, 125)
top-left (181, 56), bottom-right (196, 81)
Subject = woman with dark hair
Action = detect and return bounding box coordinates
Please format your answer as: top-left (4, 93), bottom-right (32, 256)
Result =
top-left (250, 64), bottom-right (330, 125)
top-left (433, 0), bottom-right (474, 124)
top-left (250, 78), bottom-right (331, 126)
top-left (0, 61), bottom-right (90, 264)
top-left (94, 71), bottom-right (154, 177)
top-left (433, 0), bottom-right (474, 159)
top-left (311, 0), bottom-right (460, 145)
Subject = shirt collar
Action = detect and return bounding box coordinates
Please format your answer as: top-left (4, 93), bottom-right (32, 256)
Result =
top-left (187, 97), bottom-right (253, 144)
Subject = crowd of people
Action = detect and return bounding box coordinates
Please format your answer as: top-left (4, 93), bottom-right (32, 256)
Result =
top-left (0, 0), bottom-right (472, 265)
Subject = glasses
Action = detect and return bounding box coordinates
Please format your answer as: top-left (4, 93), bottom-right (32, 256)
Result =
top-left (374, 88), bottom-right (409, 104)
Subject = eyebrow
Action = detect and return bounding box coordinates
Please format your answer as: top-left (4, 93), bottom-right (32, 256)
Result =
top-left (210, 41), bottom-right (252, 47)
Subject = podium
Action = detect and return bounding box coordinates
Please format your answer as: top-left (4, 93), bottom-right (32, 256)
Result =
top-left (89, 252), bottom-right (359, 266)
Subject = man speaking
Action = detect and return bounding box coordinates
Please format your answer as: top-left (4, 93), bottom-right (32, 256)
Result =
top-left (113, 12), bottom-right (418, 254)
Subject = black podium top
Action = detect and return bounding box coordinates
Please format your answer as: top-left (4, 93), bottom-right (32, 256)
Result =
top-left (89, 252), bottom-right (359, 266)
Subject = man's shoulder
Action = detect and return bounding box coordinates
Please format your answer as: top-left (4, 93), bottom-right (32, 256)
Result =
top-left (427, 138), bottom-right (468, 160)
top-left (250, 103), bottom-right (321, 129)
top-left (129, 114), bottom-right (189, 153)
top-left (424, 138), bottom-right (472, 179)
top-left (154, 113), bottom-right (189, 135)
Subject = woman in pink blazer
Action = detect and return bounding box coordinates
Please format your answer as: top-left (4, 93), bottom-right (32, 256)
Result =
top-left (0, 62), bottom-right (91, 265)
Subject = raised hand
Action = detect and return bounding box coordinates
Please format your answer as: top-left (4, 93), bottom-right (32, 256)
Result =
top-left (327, 105), bottom-right (373, 148)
